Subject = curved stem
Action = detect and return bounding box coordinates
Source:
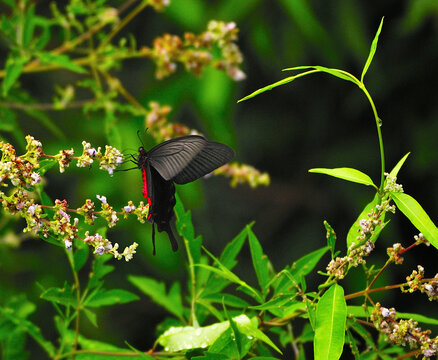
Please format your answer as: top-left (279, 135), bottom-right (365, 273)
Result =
top-left (360, 84), bottom-right (385, 192)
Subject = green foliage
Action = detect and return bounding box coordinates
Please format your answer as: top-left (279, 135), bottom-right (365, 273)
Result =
top-left (0, 2), bottom-right (437, 360)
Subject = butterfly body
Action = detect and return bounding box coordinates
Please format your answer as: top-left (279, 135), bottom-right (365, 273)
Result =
top-left (135, 135), bottom-right (234, 254)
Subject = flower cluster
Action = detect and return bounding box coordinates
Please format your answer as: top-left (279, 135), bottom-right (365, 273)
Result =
top-left (384, 172), bottom-right (404, 193)
top-left (54, 148), bottom-right (75, 173)
top-left (83, 232), bottom-right (138, 261)
top-left (371, 303), bottom-right (438, 358)
top-left (76, 141), bottom-right (99, 168)
top-left (49, 199), bottom-right (79, 248)
top-left (0, 135), bottom-right (43, 188)
top-left (326, 240), bottom-right (375, 279)
top-left (145, 101), bottom-right (194, 141)
top-left (147, 0), bottom-right (170, 12)
top-left (144, 20), bottom-right (245, 81)
top-left (214, 162), bottom-right (270, 188)
top-left (121, 200), bottom-right (150, 223)
top-left (96, 195), bottom-right (119, 228)
top-left (401, 265), bottom-right (438, 301)
top-left (387, 243), bottom-right (405, 264)
top-left (98, 145), bottom-right (123, 176)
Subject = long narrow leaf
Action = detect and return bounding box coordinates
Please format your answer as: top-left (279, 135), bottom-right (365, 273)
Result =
top-left (248, 226), bottom-right (270, 296)
top-left (391, 192), bottom-right (438, 249)
top-left (361, 17), bottom-right (384, 82)
top-left (309, 167), bottom-right (377, 188)
top-left (389, 152), bottom-right (410, 178)
top-left (238, 70), bottom-right (318, 102)
top-left (314, 284), bottom-right (347, 360)
top-left (283, 65), bottom-right (357, 84)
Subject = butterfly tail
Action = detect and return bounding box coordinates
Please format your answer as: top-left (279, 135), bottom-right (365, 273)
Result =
top-left (151, 222), bottom-right (156, 256)
top-left (164, 224), bottom-right (178, 252)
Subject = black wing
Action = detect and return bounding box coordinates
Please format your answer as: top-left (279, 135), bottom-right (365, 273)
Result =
top-left (148, 135), bottom-right (207, 181)
top-left (148, 135), bottom-right (234, 184)
top-left (173, 141), bottom-right (234, 184)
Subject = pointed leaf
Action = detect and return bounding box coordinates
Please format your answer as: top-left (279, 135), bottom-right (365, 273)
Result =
top-left (391, 192), bottom-right (438, 249)
top-left (389, 152), bottom-right (410, 178)
top-left (128, 276), bottom-right (184, 320)
top-left (283, 65), bottom-right (357, 84)
top-left (248, 226), bottom-right (270, 295)
top-left (40, 286), bottom-right (76, 306)
top-left (309, 168), bottom-right (376, 188)
top-left (238, 70), bottom-right (318, 102)
top-left (36, 52), bottom-right (87, 74)
top-left (324, 221), bottom-right (336, 257)
top-left (314, 284), bottom-right (347, 360)
top-left (85, 289), bottom-right (139, 307)
top-left (361, 17), bottom-right (384, 83)
top-left (157, 315), bottom-right (250, 352)
top-left (2, 54), bottom-right (29, 96)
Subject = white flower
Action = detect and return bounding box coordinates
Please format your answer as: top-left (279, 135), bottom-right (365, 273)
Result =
top-left (96, 195), bottom-right (107, 204)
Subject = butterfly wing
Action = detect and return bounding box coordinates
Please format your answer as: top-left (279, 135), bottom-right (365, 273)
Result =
top-left (147, 135), bottom-right (207, 181)
top-left (173, 141), bottom-right (234, 184)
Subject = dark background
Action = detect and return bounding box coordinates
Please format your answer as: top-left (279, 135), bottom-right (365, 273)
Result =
top-left (0, 0), bottom-right (437, 358)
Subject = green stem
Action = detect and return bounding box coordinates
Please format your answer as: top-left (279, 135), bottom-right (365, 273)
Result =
top-left (184, 238), bottom-right (199, 327)
top-left (65, 248), bottom-right (82, 359)
top-left (360, 84), bottom-right (385, 192)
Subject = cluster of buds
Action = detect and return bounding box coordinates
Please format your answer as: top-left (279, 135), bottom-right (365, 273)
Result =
top-left (144, 20), bottom-right (245, 81)
top-left (0, 135), bottom-right (43, 188)
top-left (387, 243), bottom-right (405, 264)
top-left (83, 232), bottom-right (138, 261)
top-left (326, 240), bottom-right (375, 279)
top-left (145, 102), bottom-right (194, 142)
top-left (384, 172), bottom-right (404, 193)
top-left (214, 162), bottom-right (270, 188)
top-left (401, 265), bottom-right (438, 301)
top-left (356, 215), bottom-right (383, 243)
top-left (147, 0), bottom-right (170, 12)
top-left (371, 303), bottom-right (438, 358)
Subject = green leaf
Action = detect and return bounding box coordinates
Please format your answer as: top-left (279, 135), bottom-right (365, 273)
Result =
top-left (391, 192), bottom-right (438, 249)
top-left (249, 292), bottom-right (299, 311)
top-left (22, 4), bottom-right (36, 46)
top-left (36, 52), bottom-right (87, 74)
top-left (201, 293), bottom-right (249, 309)
top-left (40, 284), bottom-right (77, 306)
top-left (361, 17), bottom-right (384, 83)
top-left (314, 284), bottom-right (347, 360)
top-left (248, 226), bottom-right (270, 295)
top-left (82, 308), bottom-right (98, 327)
top-left (2, 54), bottom-right (29, 96)
top-left (220, 223), bottom-right (251, 269)
top-left (389, 152), bottom-right (410, 178)
top-left (238, 317), bottom-right (282, 354)
top-left (274, 247), bottom-right (329, 295)
top-left (85, 289), bottom-right (139, 307)
top-left (309, 167), bottom-right (377, 188)
top-left (346, 193), bottom-right (385, 249)
top-left (128, 276), bottom-right (184, 320)
top-left (157, 315), bottom-right (249, 352)
top-left (73, 240), bottom-right (89, 272)
top-left (87, 254), bottom-right (114, 290)
top-left (283, 65), bottom-right (357, 83)
top-left (175, 193), bottom-right (195, 241)
top-left (238, 71), bottom-right (317, 102)
top-left (0, 299), bottom-right (56, 358)
top-left (199, 247), bottom-right (262, 302)
top-left (324, 221), bottom-right (336, 257)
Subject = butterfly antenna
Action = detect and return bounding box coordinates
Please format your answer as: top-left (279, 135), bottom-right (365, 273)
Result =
top-left (137, 128), bottom-right (149, 148)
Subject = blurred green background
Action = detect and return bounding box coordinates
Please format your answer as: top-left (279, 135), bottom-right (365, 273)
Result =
top-left (1, 0), bottom-right (437, 357)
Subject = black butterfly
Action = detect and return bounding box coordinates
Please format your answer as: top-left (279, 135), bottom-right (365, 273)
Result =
top-left (133, 135), bottom-right (234, 255)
